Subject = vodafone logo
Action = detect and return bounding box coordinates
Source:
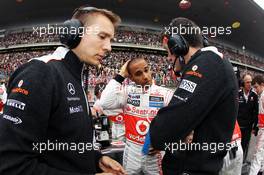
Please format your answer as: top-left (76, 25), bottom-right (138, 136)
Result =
top-left (116, 115), bottom-right (124, 122)
top-left (136, 120), bottom-right (149, 135)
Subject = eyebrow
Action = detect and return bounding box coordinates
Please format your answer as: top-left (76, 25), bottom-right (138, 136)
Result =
top-left (98, 31), bottom-right (113, 39)
top-left (135, 70), bottom-right (143, 75)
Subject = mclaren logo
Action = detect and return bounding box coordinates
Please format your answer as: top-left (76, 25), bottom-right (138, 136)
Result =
top-left (18, 80), bottom-right (24, 87)
top-left (67, 83), bottom-right (75, 95)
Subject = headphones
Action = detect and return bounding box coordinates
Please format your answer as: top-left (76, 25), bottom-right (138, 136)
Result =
top-left (202, 34), bottom-right (209, 47)
top-left (166, 34), bottom-right (189, 58)
top-left (163, 32), bottom-right (209, 77)
top-left (164, 33), bottom-right (209, 57)
top-left (59, 6), bottom-right (99, 49)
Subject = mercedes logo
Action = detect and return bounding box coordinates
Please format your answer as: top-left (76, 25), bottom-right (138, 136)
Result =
top-left (67, 83), bottom-right (75, 95)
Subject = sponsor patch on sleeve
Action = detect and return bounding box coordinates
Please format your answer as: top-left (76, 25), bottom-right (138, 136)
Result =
top-left (179, 79), bottom-right (197, 93)
top-left (6, 99), bottom-right (26, 110)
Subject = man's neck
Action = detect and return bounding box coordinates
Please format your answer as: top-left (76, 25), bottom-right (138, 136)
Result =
top-left (184, 47), bottom-right (201, 64)
top-left (243, 88), bottom-right (250, 95)
top-left (72, 48), bottom-right (84, 63)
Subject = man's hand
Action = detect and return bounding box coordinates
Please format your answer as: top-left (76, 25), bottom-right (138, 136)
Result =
top-left (92, 105), bottom-right (104, 118)
top-left (119, 60), bottom-right (130, 78)
top-left (99, 156), bottom-right (127, 175)
top-left (148, 146), bottom-right (160, 155)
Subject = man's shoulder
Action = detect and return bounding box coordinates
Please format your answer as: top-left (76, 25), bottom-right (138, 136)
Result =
top-left (238, 89), bottom-right (244, 96)
top-left (8, 51), bottom-right (64, 88)
top-left (12, 59), bottom-right (49, 78)
top-left (30, 47), bottom-right (68, 63)
top-left (184, 52), bottom-right (224, 79)
top-left (250, 90), bottom-right (258, 98)
top-left (200, 46), bottom-right (223, 60)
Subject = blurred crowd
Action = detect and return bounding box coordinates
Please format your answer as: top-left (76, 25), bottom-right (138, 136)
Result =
top-left (113, 29), bottom-right (161, 47)
top-left (1, 28), bottom-right (263, 68)
top-left (0, 50), bottom-right (53, 76)
top-left (0, 31), bottom-right (59, 46)
top-left (0, 50), bottom-right (177, 87)
top-left (219, 48), bottom-right (264, 68)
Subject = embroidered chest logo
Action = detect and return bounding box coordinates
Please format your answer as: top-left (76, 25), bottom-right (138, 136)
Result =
top-left (67, 83), bottom-right (75, 95)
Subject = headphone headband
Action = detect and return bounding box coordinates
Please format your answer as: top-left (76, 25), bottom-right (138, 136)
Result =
top-left (59, 6), bottom-right (98, 49)
top-left (72, 6), bottom-right (100, 16)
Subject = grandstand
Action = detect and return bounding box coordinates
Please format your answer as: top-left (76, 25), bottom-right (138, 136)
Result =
top-left (1, 1), bottom-right (264, 175)
top-left (0, 25), bottom-right (263, 86)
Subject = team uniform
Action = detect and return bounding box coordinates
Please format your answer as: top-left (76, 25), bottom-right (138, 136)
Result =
top-left (220, 121), bottom-right (243, 175)
top-left (249, 91), bottom-right (264, 175)
top-left (99, 75), bottom-right (174, 175)
top-left (149, 46), bottom-right (239, 174)
top-left (0, 47), bottom-right (102, 174)
top-left (237, 88), bottom-right (259, 160)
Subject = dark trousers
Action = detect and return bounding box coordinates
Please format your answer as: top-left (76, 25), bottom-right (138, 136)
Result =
top-left (162, 168), bottom-right (218, 175)
top-left (240, 126), bottom-right (252, 161)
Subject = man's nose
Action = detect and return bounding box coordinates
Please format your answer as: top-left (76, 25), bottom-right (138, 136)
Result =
top-left (143, 72), bottom-right (148, 80)
top-left (103, 39), bottom-right (112, 52)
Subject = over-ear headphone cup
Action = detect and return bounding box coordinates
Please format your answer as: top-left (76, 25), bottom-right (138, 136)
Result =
top-left (167, 35), bottom-right (189, 57)
top-left (59, 19), bottom-right (83, 49)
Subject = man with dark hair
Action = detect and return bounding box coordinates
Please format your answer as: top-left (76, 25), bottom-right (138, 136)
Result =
top-left (149, 17), bottom-right (238, 174)
top-left (249, 75), bottom-right (264, 175)
top-left (237, 73), bottom-right (258, 161)
top-left (99, 57), bottom-right (174, 175)
top-left (0, 6), bottom-right (125, 175)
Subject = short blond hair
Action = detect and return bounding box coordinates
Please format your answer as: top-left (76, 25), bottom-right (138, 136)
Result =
top-left (72, 6), bottom-right (121, 28)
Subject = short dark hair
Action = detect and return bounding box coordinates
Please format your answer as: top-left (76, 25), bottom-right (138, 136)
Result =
top-left (72, 6), bottom-right (121, 28)
top-left (252, 75), bottom-right (264, 85)
top-left (127, 57), bottom-right (148, 75)
top-left (163, 17), bottom-right (203, 48)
